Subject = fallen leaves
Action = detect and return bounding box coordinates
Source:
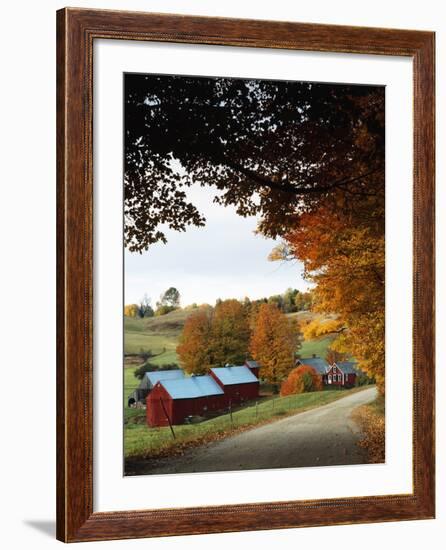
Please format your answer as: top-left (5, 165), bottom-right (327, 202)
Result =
top-left (352, 400), bottom-right (385, 463)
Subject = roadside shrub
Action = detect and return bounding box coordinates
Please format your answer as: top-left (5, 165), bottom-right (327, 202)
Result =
top-left (280, 365), bottom-right (322, 396)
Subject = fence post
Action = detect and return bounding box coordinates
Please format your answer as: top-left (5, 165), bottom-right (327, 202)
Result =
top-left (229, 399), bottom-right (233, 429)
top-left (159, 398), bottom-right (176, 439)
top-left (255, 401), bottom-right (258, 420)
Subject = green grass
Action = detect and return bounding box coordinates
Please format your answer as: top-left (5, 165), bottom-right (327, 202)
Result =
top-left (124, 387), bottom-right (360, 459)
top-left (299, 334), bottom-right (336, 358)
top-left (124, 366), bottom-right (141, 417)
top-left (124, 309), bottom-right (193, 362)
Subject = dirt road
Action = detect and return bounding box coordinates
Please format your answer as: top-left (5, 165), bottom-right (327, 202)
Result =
top-left (126, 386), bottom-right (378, 475)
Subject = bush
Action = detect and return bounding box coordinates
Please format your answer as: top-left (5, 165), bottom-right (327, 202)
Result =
top-left (280, 365), bottom-right (323, 396)
top-left (124, 304), bottom-right (139, 317)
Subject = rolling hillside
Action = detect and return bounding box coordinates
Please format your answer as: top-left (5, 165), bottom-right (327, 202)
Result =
top-left (124, 308), bottom-right (192, 365)
top-left (124, 308), bottom-right (336, 368)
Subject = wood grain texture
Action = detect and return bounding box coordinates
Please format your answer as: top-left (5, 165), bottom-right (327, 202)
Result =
top-left (56, 7), bottom-right (435, 542)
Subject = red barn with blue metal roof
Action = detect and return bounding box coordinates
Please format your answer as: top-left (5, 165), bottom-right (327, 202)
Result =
top-left (210, 365), bottom-right (259, 405)
top-left (146, 374), bottom-right (225, 427)
top-left (146, 365), bottom-right (260, 427)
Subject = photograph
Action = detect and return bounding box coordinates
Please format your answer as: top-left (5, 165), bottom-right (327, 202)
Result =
top-left (123, 73), bottom-right (385, 476)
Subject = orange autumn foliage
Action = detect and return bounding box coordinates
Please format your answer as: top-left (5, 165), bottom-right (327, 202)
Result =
top-left (124, 304), bottom-right (139, 318)
top-left (176, 299), bottom-right (251, 374)
top-left (280, 365), bottom-right (323, 396)
top-left (265, 92), bottom-right (385, 393)
top-left (249, 303), bottom-right (301, 389)
top-left (176, 309), bottom-right (214, 375)
top-left (284, 198), bottom-right (385, 393)
top-left (210, 299), bottom-right (251, 367)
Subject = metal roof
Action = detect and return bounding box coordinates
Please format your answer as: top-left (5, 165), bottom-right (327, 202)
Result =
top-left (211, 365), bottom-right (258, 385)
top-left (335, 361), bottom-right (360, 374)
top-left (245, 360), bottom-right (260, 370)
top-left (144, 369), bottom-right (185, 387)
top-left (160, 375), bottom-right (224, 400)
top-left (297, 357), bottom-right (329, 374)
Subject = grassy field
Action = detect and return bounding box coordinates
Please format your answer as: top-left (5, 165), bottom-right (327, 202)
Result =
top-left (299, 334), bottom-right (336, 358)
top-left (124, 387), bottom-right (362, 459)
top-left (124, 309), bottom-right (192, 364)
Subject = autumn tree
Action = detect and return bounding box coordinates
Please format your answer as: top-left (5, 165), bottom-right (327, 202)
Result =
top-left (280, 365), bottom-right (323, 396)
top-left (281, 202), bottom-right (385, 392)
top-left (262, 289), bottom-right (301, 313)
top-left (176, 309), bottom-right (214, 375)
top-left (250, 303), bottom-right (301, 391)
top-left (155, 287), bottom-right (181, 316)
top-left (267, 294), bottom-right (284, 310)
top-left (302, 318), bottom-right (345, 341)
top-left (125, 74), bottom-right (384, 252)
top-left (294, 291), bottom-right (313, 311)
top-left (282, 288), bottom-right (299, 313)
top-left (210, 299), bottom-right (251, 366)
top-left (124, 304), bottom-right (139, 318)
top-left (264, 89), bottom-right (385, 392)
top-left (177, 299), bottom-right (251, 373)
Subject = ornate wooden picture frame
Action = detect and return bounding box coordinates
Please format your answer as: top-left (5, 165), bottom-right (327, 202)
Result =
top-left (56, 7), bottom-right (435, 542)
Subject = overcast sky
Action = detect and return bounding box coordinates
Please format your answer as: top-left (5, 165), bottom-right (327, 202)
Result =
top-left (125, 185), bottom-right (309, 307)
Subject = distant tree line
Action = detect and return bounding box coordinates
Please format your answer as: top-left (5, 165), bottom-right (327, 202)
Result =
top-left (124, 287), bottom-right (181, 318)
top-left (252, 288), bottom-right (313, 313)
top-left (125, 287), bottom-right (313, 319)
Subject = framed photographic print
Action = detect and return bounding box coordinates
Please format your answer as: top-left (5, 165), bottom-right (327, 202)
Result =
top-left (56, 8), bottom-right (435, 542)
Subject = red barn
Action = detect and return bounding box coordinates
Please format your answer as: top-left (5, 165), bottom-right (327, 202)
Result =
top-left (244, 360), bottom-right (261, 379)
top-left (326, 362), bottom-right (359, 388)
top-left (210, 365), bottom-right (259, 405)
top-left (296, 357), bottom-right (361, 388)
top-left (146, 375), bottom-right (225, 427)
top-left (128, 368), bottom-right (184, 407)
